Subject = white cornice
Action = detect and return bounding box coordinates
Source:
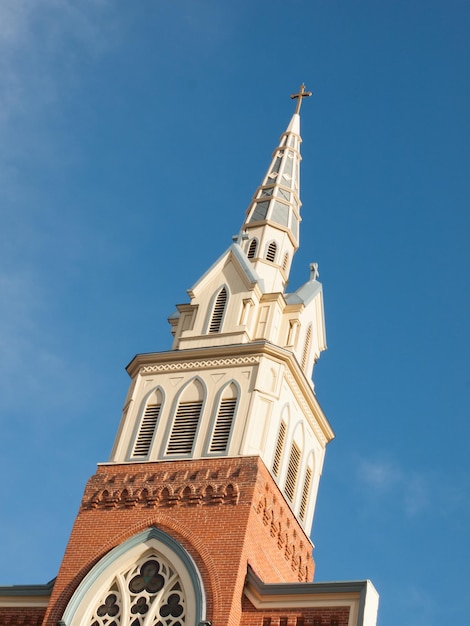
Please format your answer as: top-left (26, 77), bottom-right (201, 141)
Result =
top-left (140, 355), bottom-right (261, 375)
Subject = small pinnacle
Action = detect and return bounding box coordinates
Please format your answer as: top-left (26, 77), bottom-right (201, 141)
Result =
top-left (309, 262), bottom-right (319, 280)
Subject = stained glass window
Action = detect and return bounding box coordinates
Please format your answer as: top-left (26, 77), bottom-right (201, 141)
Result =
top-left (87, 552), bottom-right (186, 626)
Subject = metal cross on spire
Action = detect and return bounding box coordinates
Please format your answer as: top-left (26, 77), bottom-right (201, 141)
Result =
top-left (290, 83), bottom-right (312, 114)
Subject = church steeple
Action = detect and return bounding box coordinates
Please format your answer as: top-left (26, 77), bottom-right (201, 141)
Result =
top-left (109, 88), bottom-right (332, 537)
top-left (239, 84), bottom-right (311, 293)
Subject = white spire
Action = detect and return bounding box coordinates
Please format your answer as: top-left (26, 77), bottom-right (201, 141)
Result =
top-left (240, 85), bottom-right (311, 292)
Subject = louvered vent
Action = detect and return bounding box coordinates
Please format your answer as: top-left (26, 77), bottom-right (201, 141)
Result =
top-left (282, 252), bottom-right (289, 271)
top-left (299, 466), bottom-right (313, 521)
top-left (132, 404), bottom-right (161, 457)
top-left (272, 421), bottom-right (286, 477)
top-left (266, 241), bottom-right (277, 263)
top-left (166, 401), bottom-right (202, 455)
top-left (209, 288), bottom-right (227, 333)
top-left (210, 398), bottom-right (236, 453)
top-left (285, 442), bottom-right (301, 502)
top-left (247, 238), bottom-right (258, 259)
top-left (301, 325), bottom-right (312, 370)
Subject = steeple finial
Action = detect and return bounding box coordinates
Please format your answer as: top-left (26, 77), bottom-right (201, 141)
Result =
top-left (290, 83), bottom-right (312, 114)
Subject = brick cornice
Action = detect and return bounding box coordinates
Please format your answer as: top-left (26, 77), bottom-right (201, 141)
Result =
top-left (80, 457), bottom-right (314, 581)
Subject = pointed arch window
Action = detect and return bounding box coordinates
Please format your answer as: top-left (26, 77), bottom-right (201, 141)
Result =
top-left (247, 238), bottom-right (258, 259)
top-left (299, 462), bottom-right (313, 521)
top-left (266, 241), bottom-right (277, 263)
top-left (132, 390), bottom-right (162, 458)
top-left (208, 287), bottom-right (227, 333)
top-left (62, 529), bottom-right (205, 626)
top-left (285, 442), bottom-right (301, 503)
top-left (87, 552), bottom-right (186, 626)
top-left (209, 384), bottom-right (238, 454)
top-left (301, 324), bottom-right (312, 370)
top-left (167, 381), bottom-right (204, 455)
top-left (272, 420), bottom-right (286, 477)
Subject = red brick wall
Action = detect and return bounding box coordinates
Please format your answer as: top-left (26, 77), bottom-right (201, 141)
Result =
top-left (0, 606), bottom-right (46, 625)
top-left (42, 456), bottom-right (313, 626)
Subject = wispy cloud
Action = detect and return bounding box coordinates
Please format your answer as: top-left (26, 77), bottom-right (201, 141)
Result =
top-left (0, 0), bottom-right (115, 151)
top-left (0, 269), bottom-right (49, 403)
top-left (0, 266), bottom-right (83, 417)
top-left (0, 1), bottom-right (119, 415)
top-left (357, 457), bottom-right (431, 516)
top-left (355, 456), bottom-right (468, 520)
top-left (0, 0), bottom-right (114, 54)
top-left (358, 458), bottom-right (402, 491)
top-left (403, 474), bottom-right (430, 516)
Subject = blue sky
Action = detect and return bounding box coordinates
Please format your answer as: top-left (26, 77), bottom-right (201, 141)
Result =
top-left (0, 2), bottom-right (469, 625)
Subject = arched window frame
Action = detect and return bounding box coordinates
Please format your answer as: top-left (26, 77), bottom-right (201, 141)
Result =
top-left (265, 240), bottom-right (278, 263)
top-left (205, 380), bottom-right (240, 456)
top-left (128, 386), bottom-right (165, 460)
top-left (206, 285), bottom-right (229, 334)
top-left (163, 377), bottom-right (207, 458)
top-left (247, 238), bottom-right (258, 259)
top-left (61, 527), bottom-right (206, 626)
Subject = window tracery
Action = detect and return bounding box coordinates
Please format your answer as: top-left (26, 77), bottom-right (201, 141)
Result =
top-left (87, 552), bottom-right (186, 626)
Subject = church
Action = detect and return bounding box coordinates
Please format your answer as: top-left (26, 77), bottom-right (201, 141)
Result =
top-left (0, 87), bottom-right (379, 626)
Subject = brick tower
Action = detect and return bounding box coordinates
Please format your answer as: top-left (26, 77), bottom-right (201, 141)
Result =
top-left (0, 88), bottom-right (379, 626)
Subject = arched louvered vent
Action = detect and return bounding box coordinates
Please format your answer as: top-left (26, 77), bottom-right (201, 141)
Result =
top-left (299, 465), bottom-right (313, 521)
top-left (132, 403), bottom-right (161, 457)
top-left (209, 287), bottom-right (227, 333)
top-left (210, 395), bottom-right (237, 453)
top-left (301, 324), bottom-right (312, 370)
top-left (247, 238), bottom-right (258, 259)
top-left (266, 241), bottom-right (277, 263)
top-left (272, 421), bottom-right (286, 477)
top-left (167, 401), bottom-right (203, 455)
top-left (282, 252), bottom-right (289, 271)
top-left (285, 442), bottom-right (301, 502)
